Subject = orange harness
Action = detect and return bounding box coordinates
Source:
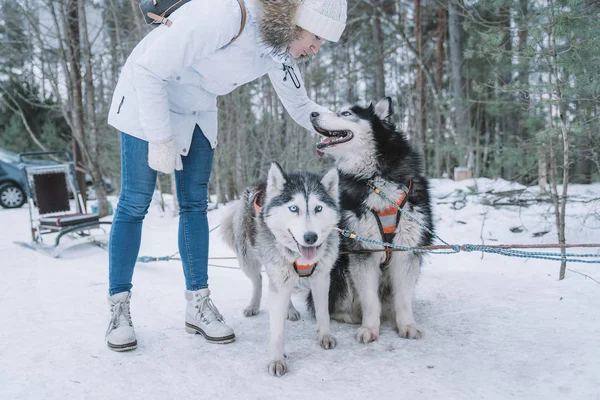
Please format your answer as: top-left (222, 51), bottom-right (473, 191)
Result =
top-left (369, 179), bottom-right (413, 268)
top-left (293, 261), bottom-right (317, 277)
top-left (252, 191), bottom-right (317, 277)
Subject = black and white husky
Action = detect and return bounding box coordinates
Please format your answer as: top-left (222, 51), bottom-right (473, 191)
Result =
top-left (309, 97), bottom-right (434, 343)
top-left (221, 163), bottom-right (341, 376)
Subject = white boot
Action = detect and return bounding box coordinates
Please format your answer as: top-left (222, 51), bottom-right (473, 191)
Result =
top-left (106, 291), bottom-right (137, 351)
top-left (185, 289), bottom-right (235, 344)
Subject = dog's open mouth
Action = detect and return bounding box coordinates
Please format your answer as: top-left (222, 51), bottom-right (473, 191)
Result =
top-left (298, 245), bottom-right (319, 260)
top-left (290, 230), bottom-right (321, 260)
top-left (314, 127), bottom-right (354, 157)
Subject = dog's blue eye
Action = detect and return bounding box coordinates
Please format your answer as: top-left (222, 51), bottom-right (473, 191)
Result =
top-left (341, 111), bottom-right (352, 116)
top-left (289, 205), bottom-right (299, 213)
top-left (315, 205), bottom-right (323, 213)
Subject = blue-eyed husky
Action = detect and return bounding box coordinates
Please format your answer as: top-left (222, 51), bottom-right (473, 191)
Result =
top-left (309, 97), bottom-right (434, 343)
top-left (221, 163), bottom-right (340, 376)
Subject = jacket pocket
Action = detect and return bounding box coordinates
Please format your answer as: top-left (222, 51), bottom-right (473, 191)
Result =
top-left (116, 96), bottom-right (125, 114)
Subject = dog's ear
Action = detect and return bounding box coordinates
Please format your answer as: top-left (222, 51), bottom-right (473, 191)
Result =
top-left (321, 168), bottom-right (339, 203)
top-left (266, 162), bottom-right (286, 198)
top-left (374, 97), bottom-right (393, 122)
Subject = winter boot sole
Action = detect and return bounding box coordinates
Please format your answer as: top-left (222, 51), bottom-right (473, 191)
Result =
top-left (107, 340), bottom-right (138, 352)
top-left (185, 322), bottom-right (235, 344)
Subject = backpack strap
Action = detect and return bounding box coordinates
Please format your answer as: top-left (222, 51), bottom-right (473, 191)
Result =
top-left (145, 0), bottom-right (187, 27)
top-left (226, 0), bottom-right (247, 47)
top-left (147, 0), bottom-right (247, 47)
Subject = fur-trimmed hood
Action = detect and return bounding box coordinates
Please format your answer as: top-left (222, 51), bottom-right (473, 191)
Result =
top-left (253, 0), bottom-right (301, 51)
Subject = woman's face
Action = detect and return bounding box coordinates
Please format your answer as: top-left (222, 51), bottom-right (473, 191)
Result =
top-left (289, 29), bottom-right (325, 59)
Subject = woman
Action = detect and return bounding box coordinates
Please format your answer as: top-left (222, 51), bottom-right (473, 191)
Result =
top-left (105, 0), bottom-right (347, 351)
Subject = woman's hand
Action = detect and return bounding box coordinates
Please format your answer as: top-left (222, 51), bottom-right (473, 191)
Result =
top-left (148, 139), bottom-right (183, 174)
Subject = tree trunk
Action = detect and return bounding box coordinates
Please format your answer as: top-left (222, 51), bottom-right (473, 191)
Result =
top-left (106, 0), bottom-right (124, 84)
top-left (129, 0), bottom-right (145, 41)
top-left (551, 15), bottom-right (569, 281)
top-left (80, 0), bottom-right (109, 216)
top-left (538, 146), bottom-right (549, 194)
top-left (448, 0), bottom-right (470, 168)
top-left (434, 6), bottom-right (447, 178)
top-left (371, 0), bottom-right (386, 100)
top-left (170, 173), bottom-right (179, 215)
top-left (548, 1), bottom-right (570, 279)
top-left (498, 5), bottom-right (515, 180)
top-left (65, 0), bottom-right (88, 210)
top-left (414, 0), bottom-right (426, 164)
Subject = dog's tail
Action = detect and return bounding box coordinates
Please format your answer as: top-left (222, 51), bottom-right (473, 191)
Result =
top-left (219, 202), bottom-right (238, 251)
top-left (220, 186), bottom-right (261, 252)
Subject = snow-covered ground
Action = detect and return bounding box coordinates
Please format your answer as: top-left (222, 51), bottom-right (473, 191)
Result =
top-left (1, 179), bottom-right (599, 400)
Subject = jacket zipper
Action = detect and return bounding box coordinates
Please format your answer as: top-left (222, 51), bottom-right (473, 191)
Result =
top-left (117, 96), bottom-right (125, 114)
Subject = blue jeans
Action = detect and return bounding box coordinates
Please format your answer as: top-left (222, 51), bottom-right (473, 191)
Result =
top-left (109, 126), bottom-right (214, 295)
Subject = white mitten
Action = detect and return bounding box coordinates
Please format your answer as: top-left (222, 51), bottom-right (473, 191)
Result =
top-left (148, 139), bottom-right (183, 174)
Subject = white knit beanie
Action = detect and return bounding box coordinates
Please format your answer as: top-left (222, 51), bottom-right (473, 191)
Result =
top-left (294, 0), bottom-right (347, 42)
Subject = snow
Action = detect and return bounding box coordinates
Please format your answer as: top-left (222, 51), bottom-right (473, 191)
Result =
top-left (1, 178), bottom-right (599, 400)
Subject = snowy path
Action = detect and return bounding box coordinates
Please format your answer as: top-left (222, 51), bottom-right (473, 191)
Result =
top-left (1, 179), bottom-right (598, 399)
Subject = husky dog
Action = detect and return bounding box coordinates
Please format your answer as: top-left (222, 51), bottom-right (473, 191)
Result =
top-left (309, 97), bottom-right (434, 343)
top-left (221, 163), bottom-right (340, 376)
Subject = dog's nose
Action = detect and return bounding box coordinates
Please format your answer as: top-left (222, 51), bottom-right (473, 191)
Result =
top-left (304, 232), bottom-right (318, 245)
top-left (310, 112), bottom-right (319, 119)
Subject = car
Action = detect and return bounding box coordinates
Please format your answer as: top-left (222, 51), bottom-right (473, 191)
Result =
top-left (0, 148), bottom-right (29, 208)
top-left (0, 147), bottom-right (114, 209)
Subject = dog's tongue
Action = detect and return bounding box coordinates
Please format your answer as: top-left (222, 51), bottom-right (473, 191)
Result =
top-left (316, 137), bottom-right (336, 157)
top-left (299, 246), bottom-right (317, 261)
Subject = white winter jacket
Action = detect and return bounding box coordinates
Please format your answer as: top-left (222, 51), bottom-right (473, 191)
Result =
top-left (107, 0), bottom-right (328, 156)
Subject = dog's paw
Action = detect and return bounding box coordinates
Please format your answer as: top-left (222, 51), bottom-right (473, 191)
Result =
top-left (243, 305), bottom-right (259, 317)
top-left (356, 326), bottom-right (379, 343)
top-left (398, 324), bottom-right (422, 339)
top-left (287, 308), bottom-right (301, 321)
top-left (267, 359), bottom-right (288, 377)
top-left (319, 334), bottom-right (337, 349)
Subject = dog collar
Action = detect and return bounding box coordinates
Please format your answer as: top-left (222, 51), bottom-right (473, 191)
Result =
top-left (293, 261), bottom-right (317, 277)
